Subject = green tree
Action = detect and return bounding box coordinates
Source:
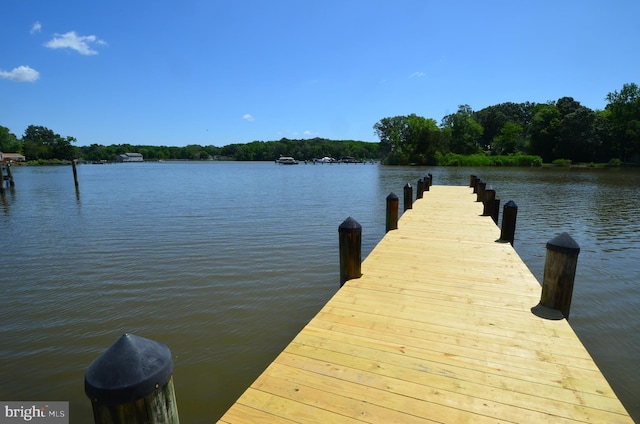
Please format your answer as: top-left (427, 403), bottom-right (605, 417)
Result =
top-left (529, 103), bottom-right (561, 162)
top-left (0, 126), bottom-right (21, 153)
top-left (373, 114), bottom-right (440, 164)
top-left (440, 105), bottom-right (483, 154)
top-left (492, 122), bottom-right (525, 155)
top-left (22, 125), bottom-right (78, 160)
top-left (474, 102), bottom-right (536, 152)
top-left (605, 82), bottom-right (640, 161)
top-left (554, 97), bottom-right (596, 162)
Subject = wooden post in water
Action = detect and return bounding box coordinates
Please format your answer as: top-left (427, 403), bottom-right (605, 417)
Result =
top-left (470, 175), bottom-right (477, 188)
top-left (492, 198), bottom-right (500, 225)
top-left (476, 181), bottom-right (486, 202)
top-left (483, 189), bottom-right (496, 217)
top-left (403, 183), bottom-right (412, 211)
top-left (72, 160), bottom-right (79, 188)
top-left (428, 173), bottom-right (433, 186)
top-left (540, 233), bottom-right (580, 319)
top-left (416, 178), bottom-right (424, 199)
top-left (339, 217), bottom-right (362, 287)
top-left (386, 193), bottom-right (399, 233)
top-left (6, 164), bottom-right (15, 187)
top-left (85, 333), bottom-right (179, 424)
top-left (423, 175), bottom-right (430, 191)
top-left (499, 200), bottom-right (518, 245)
top-left (473, 177), bottom-right (479, 194)
top-left (0, 165), bottom-right (6, 195)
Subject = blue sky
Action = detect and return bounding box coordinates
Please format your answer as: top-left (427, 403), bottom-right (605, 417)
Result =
top-left (2, 1), bottom-right (639, 147)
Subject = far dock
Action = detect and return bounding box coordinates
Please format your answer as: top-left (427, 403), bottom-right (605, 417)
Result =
top-left (217, 184), bottom-right (632, 423)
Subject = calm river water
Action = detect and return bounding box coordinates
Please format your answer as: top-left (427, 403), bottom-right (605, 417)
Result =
top-left (1, 162), bottom-right (638, 422)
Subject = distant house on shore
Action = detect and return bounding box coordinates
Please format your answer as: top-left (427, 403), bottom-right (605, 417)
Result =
top-left (0, 152), bottom-right (26, 162)
top-left (117, 153), bottom-right (144, 162)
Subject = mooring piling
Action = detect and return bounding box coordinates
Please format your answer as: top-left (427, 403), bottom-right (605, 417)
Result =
top-left (385, 192), bottom-right (399, 233)
top-left (84, 333), bottom-right (180, 424)
top-left (339, 217), bottom-right (362, 287)
top-left (403, 183), bottom-right (413, 211)
top-left (540, 232), bottom-right (581, 319)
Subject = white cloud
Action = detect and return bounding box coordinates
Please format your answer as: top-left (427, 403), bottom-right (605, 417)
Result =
top-left (30, 22), bottom-right (42, 34)
top-left (410, 71), bottom-right (425, 78)
top-left (242, 114), bottom-right (255, 121)
top-left (303, 130), bottom-right (319, 137)
top-left (45, 31), bottom-right (107, 55)
top-left (0, 65), bottom-right (40, 82)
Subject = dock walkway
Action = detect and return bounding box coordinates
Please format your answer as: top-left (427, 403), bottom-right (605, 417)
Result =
top-left (218, 185), bottom-right (632, 423)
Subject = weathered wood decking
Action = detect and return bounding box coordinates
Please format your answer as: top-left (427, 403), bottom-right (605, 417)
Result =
top-left (218, 185), bottom-right (632, 423)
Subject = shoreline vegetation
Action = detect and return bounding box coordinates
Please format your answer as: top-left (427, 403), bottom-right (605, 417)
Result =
top-left (2, 82), bottom-right (638, 167)
top-left (8, 154), bottom-right (637, 168)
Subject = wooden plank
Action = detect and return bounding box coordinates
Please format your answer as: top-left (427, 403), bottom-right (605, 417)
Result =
top-left (217, 185), bottom-right (633, 423)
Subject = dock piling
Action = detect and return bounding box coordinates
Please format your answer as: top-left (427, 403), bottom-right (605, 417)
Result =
top-left (403, 183), bottom-right (413, 211)
top-left (72, 160), bottom-right (79, 188)
top-left (476, 181), bottom-right (486, 202)
top-left (6, 164), bottom-right (15, 188)
top-left (483, 189), bottom-right (496, 217)
top-left (84, 333), bottom-right (179, 424)
top-left (540, 233), bottom-right (580, 319)
top-left (499, 200), bottom-right (518, 245)
top-left (385, 193), bottom-right (399, 233)
top-left (339, 217), bottom-right (362, 286)
top-left (416, 179), bottom-right (424, 199)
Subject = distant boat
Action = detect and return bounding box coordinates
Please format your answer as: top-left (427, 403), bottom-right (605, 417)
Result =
top-left (313, 156), bottom-right (336, 163)
top-left (276, 156), bottom-right (298, 165)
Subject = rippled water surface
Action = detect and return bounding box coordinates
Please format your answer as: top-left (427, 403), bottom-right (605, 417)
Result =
top-left (1, 162), bottom-right (638, 422)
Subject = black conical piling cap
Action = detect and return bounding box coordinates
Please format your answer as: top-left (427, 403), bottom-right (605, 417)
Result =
top-left (504, 200), bottom-right (517, 209)
top-left (386, 192), bottom-right (398, 201)
top-left (85, 333), bottom-right (173, 405)
top-left (546, 232), bottom-right (580, 255)
top-left (339, 217), bottom-right (361, 233)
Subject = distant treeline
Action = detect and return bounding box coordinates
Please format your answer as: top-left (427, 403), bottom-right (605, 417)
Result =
top-left (375, 82), bottom-right (640, 165)
top-left (2, 82), bottom-right (638, 165)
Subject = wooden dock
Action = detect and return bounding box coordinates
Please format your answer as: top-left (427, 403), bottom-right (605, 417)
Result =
top-left (218, 185), bottom-right (633, 423)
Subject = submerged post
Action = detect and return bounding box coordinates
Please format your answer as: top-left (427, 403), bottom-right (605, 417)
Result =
top-left (0, 165), bottom-right (5, 195)
top-left (72, 160), bottom-right (79, 188)
top-left (85, 333), bottom-right (179, 424)
top-left (540, 233), bottom-right (581, 319)
top-left (339, 217), bottom-right (362, 287)
top-left (6, 164), bottom-right (15, 187)
top-left (499, 200), bottom-right (518, 245)
top-left (385, 193), bottom-right (399, 233)
top-left (403, 183), bottom-right (412, 211)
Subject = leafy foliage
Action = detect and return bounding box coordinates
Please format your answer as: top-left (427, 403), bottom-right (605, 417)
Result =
top-left (373, 82), bottom-right (640, 165)
top-left (2, 82), bottom-right (639, 166)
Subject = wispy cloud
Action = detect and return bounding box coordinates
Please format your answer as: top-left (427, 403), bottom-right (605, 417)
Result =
top-left (45, 31), bottom-right (107, 55)
top-left (410, 71), bottom-right (425, 78)
top-left (242, 114), bottom-right (255, 121)
top-left (0, 65), bottom-right (40, 82)
top-left (30, 22), bottom-right (42, 34)
top-left (303, 130), bottom-right (319, 137)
